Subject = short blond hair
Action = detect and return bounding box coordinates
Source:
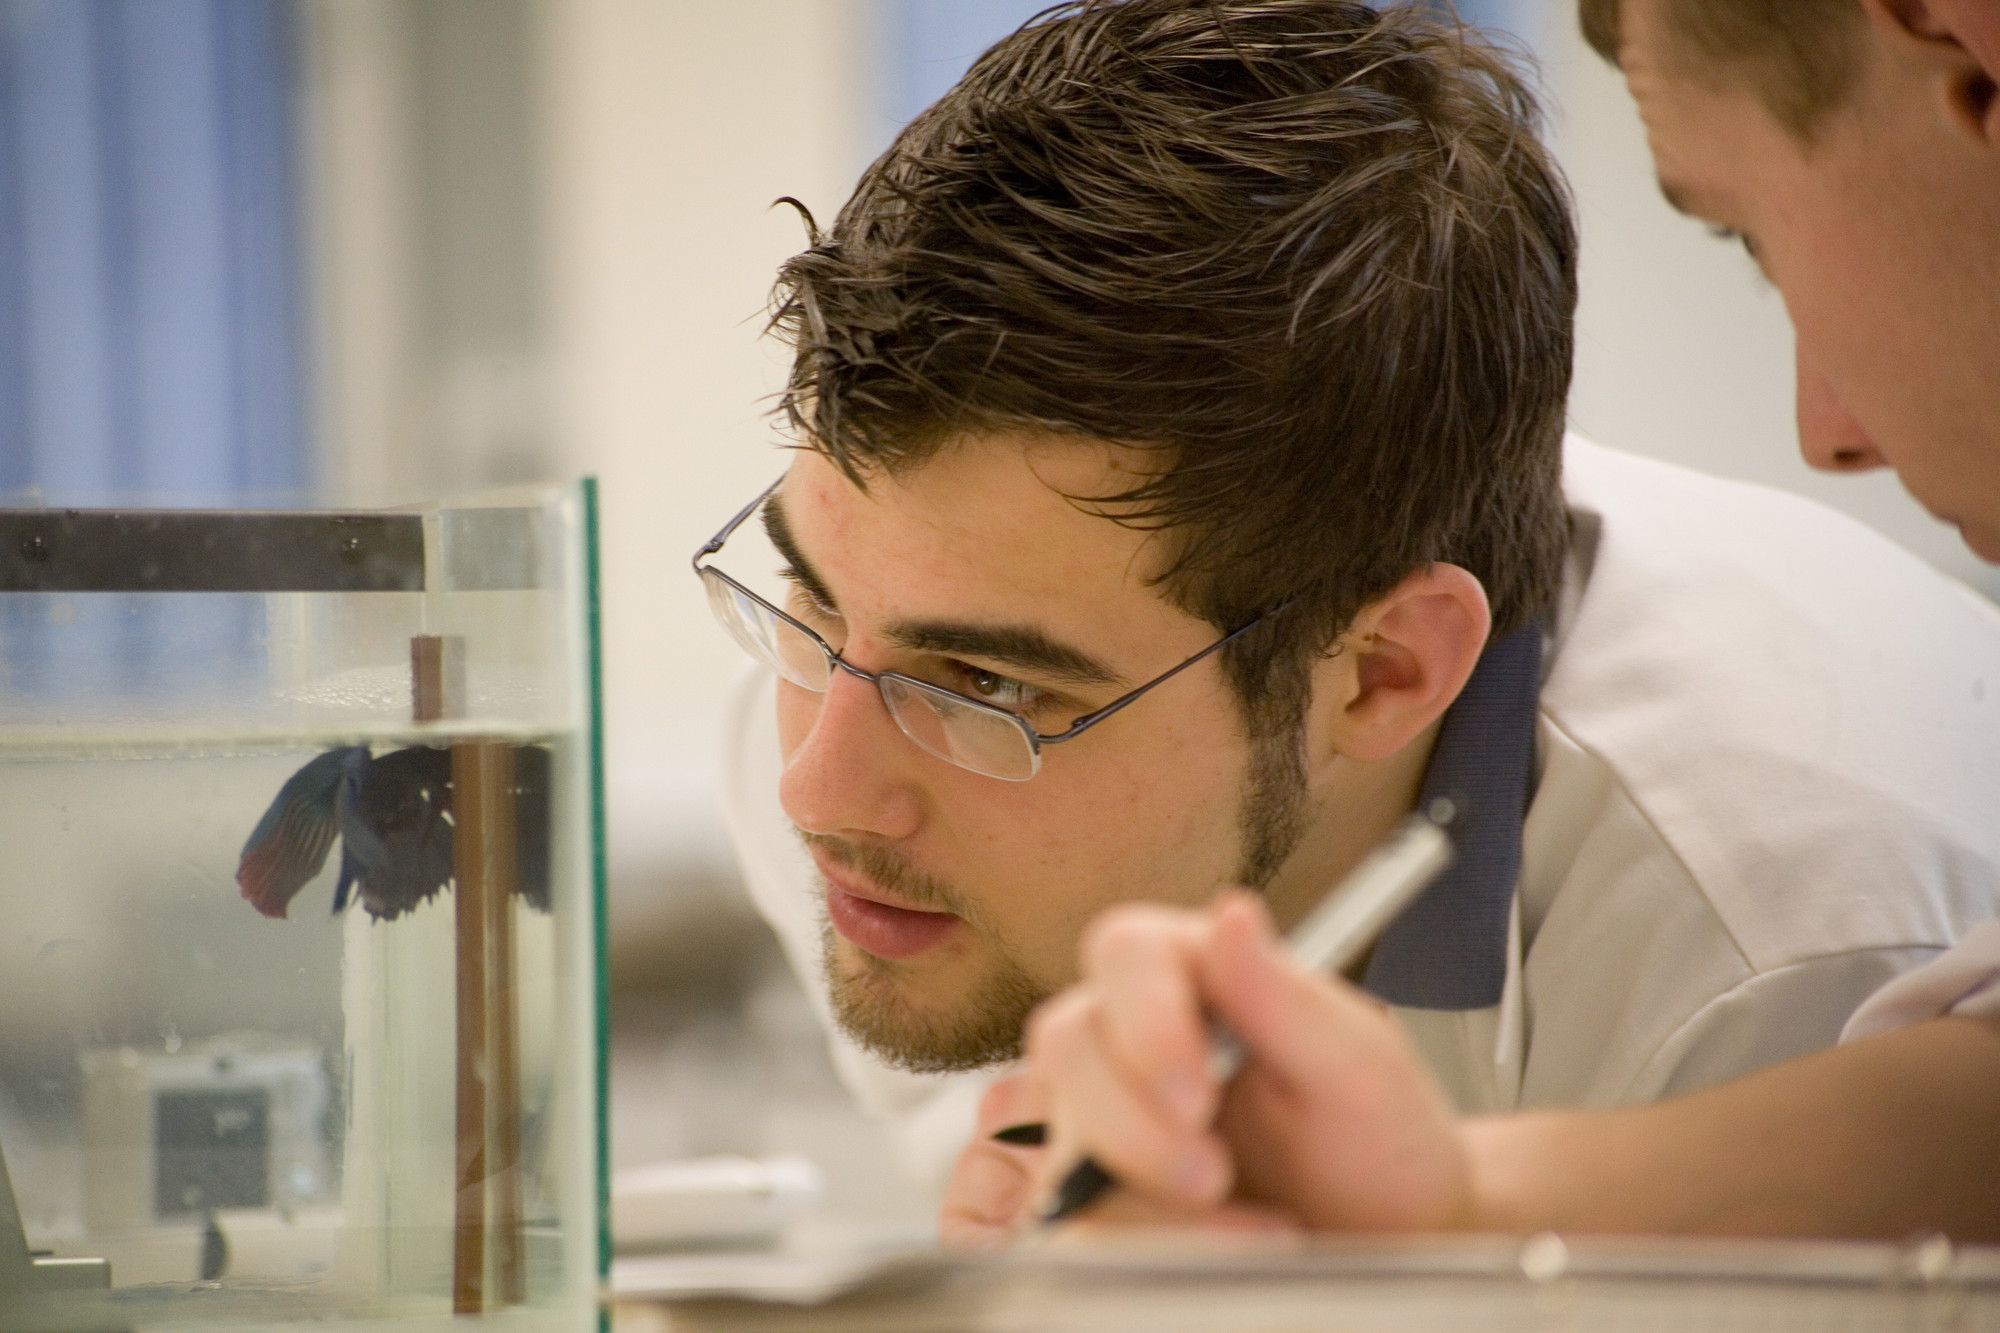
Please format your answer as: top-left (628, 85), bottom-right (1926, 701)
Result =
top-left (1579, 0), bottom-right (1864, 136)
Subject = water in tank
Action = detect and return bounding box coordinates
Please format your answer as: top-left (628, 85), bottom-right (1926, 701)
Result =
top-left (0, 482), bottom-right (605, 1331)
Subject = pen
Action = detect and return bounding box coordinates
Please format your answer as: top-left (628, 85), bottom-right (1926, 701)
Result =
top-left (1039, 796), bottom-right (1460, 1223)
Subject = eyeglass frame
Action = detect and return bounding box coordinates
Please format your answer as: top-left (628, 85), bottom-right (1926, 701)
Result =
top-left (691, 478), bottom-right (1293, 781)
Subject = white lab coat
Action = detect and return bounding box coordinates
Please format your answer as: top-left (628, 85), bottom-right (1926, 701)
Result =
top-left (720, 437), bottom-right (2000, 1187)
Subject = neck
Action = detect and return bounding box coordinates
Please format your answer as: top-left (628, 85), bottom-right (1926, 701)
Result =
top-left (1260, 717), bottom-right (1442, 934)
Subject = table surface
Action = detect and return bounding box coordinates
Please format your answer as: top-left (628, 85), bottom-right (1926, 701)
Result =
top-left (613, 1230), bottom-right (2000, 1333)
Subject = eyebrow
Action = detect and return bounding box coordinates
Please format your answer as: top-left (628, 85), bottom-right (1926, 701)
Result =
top-left (761, 490), bottom-right (1124, 689)
top-left (762, 492), bottom-right (840, 613)
top-left (884, 621), bottom-right (1123, 688)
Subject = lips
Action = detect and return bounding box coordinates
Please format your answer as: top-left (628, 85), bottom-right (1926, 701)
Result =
top-left (816, 855), bottom-right (962, 961)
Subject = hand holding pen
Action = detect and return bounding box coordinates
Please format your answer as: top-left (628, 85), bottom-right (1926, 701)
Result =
top-left (938, 803), bottom-right (1471, 1245)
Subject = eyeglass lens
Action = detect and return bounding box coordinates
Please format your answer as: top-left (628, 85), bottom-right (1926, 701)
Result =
top-left (878, 675), bottom-right (1039, 780)
top-left (700, 568), bottom-right (1041, 781)
top-left (702, 570), bottom-right (829, 690)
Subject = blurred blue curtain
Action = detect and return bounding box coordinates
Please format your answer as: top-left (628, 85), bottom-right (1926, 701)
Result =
top-left (0, 0), bottom-right (302, 705)
top-left (873, 2), bottom-right (1548, 161)
top-left (872, 0), bottom-right (1053, 155)
top-left (0, 0), bottom-right (305, 504)
top-left (1449, 0), bottom-right (1542, 39)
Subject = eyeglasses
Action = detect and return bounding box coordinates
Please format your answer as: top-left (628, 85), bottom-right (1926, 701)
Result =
top-left (692, 479), bottom-right (1288, 781)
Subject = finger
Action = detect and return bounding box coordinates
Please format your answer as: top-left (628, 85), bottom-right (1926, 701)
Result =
top-left (940, 1071), bottom-right (1053, 1247)
top-left (974, 1070), bottom-right (1050, 1139)
top-left (1192, 894), bottom-right (1471, 1230)
top-left (1071, 1189), bottom-right (1305, 1235)
top-left (938, 1137), bottom-right (1040, 1250)
top-left (1193, 891), bottom-right (1395, 1091)
top-left (938, 1216), bottom-right (1017, 1253)
top-left (1029, 988), bottom-right (1233, 1207)
top-left (1081, 903), bottom-right (1221, 1131)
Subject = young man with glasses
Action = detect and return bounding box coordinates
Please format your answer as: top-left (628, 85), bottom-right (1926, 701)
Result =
top-left (706, 0), bottom-right (2000, 1201)
top-left (953, 0), bottom-right (2000, 1244)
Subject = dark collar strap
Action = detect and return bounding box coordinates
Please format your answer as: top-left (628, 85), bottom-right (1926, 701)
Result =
top-left (1361, 621), bottom-right (1543, 1010)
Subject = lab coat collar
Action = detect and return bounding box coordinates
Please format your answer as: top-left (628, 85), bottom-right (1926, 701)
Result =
top-left (1360, 620), bottom-right (1542, 1010)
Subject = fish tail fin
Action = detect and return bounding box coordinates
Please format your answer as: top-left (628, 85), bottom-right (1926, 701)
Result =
top-left (237, 747), bottom-right (366, 919)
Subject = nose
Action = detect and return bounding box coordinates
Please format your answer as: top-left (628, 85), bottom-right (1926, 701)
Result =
top-left (1796, 344), bottom-right (1885, 473)
top-left (776, 664), bottom-right (926, 843)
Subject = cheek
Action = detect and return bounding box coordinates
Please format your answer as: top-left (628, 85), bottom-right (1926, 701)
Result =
top-left (965, 707), bottom-right (1252, 937)
top-left (1767, 188), bottom-right (1943, 432)
top-left (1007, 758), bottom-right (1235, 865)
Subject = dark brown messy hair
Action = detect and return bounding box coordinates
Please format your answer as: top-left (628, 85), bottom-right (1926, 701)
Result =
top-left (772, 0), bottom-right (1575, 746)
top-left (1579, 0), bottom-right (1864, 137)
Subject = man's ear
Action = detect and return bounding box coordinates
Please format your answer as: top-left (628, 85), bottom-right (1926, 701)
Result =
top-left (1868, 0), bottom-right (2000, 145)
top-left (1308, 563), bottom-right (1491, 769)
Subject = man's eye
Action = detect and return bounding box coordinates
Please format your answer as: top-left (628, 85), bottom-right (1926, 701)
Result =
top-left (780, 573), bottom-right (836, 619)
top-left (959, 665), bottom-right (1041, 712)
top-left (783, 586), bottom-right (841, 634)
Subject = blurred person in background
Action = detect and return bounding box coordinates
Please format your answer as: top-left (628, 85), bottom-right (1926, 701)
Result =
top-left (952, 0), bottom-right (2000, 1245)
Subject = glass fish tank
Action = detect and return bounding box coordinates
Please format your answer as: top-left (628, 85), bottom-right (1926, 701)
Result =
top-left (0, 483), bottom-right (605, 1331)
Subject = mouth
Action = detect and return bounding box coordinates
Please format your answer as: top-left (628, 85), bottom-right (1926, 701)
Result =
top-left (814, 851), bottom-right (964, 962)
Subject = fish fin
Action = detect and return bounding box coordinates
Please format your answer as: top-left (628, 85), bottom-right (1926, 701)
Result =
top-left (355, 746), bottom-right (455, 921)
top-left (332, 844), bottom-right (360, 915)
top-left (237, 747), bottom-right (365, 919)
top-left (336, 765), bottom-right (392, 881)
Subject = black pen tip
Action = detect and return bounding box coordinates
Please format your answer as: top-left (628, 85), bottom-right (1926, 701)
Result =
top-left (1043, 1157), bottom-right (1116, 1224)
top-left (992, 1122), bottom-right (1047, 1146)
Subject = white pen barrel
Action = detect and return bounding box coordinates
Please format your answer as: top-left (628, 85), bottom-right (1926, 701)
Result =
top-left (1286, 818), bottom-right (1453, 979)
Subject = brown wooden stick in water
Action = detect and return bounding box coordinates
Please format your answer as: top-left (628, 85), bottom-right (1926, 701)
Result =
top-left (451, 786), bottom-right (490, 1314)
top-left (422, 636), bottom-right (485, 1314)
top-left (475, 741), bottom-right (527, 1304)
top-left (418, 635), bottom-right (526, 1309)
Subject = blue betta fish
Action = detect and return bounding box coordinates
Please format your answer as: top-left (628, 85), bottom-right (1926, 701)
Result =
top-left (237, 745), bottom-right (551, 921)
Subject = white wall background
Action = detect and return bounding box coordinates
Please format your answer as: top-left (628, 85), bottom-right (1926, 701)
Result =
top-left (536, 1), bottom-right (876, 947)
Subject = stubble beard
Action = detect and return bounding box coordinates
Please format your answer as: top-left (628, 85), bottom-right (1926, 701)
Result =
top-left (811, 835), bottom-right (1047, 1075)
top-left (1234, 725), bottom-right (1310, 890)
top-left (806, 729), bottom-right (1307, 1076)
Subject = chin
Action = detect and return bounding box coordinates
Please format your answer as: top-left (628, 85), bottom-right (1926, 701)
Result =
top-left (820, 928), bottom-right (1043, 1075)
top-left (1958, 521), bottom-right (2000, 564)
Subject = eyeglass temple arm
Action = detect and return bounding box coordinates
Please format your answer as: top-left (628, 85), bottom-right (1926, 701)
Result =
top-left (692, 478), bottom-right (785, 573)
top-left (1034, 599), bottom-right (1297, 745)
